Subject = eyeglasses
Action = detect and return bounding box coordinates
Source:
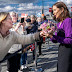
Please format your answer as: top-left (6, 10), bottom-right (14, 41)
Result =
top-left (6, 17), bottom-right (12, 20)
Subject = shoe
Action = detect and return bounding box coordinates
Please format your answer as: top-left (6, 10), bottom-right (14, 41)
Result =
top-left (24, 65), bottom-right (27, 68)
top-left (20, 65), bottom-right (27, 71)
top-left (20, 65), bottom-right (25, 70)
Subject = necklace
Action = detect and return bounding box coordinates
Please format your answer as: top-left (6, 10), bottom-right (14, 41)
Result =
top-left (59, 22), bottom-right (62, 27)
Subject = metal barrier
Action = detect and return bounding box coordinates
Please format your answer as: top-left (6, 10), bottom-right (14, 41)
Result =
top-left (30, 41), bottom-right (43, 72)
top-left (0, 39), bottom-right (51, 72)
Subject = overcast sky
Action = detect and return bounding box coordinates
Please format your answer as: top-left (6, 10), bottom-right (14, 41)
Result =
top-left (0, 0), bottom-right (72, 16)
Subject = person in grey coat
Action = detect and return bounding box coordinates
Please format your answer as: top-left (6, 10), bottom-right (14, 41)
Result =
top-left (6, 12), bottom-right (24, 72)
top-left (0, 12), bottom-right (41, 72)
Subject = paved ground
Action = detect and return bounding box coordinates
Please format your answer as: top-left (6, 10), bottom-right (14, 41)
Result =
top-left (1, 39), bottom-right (59, 72)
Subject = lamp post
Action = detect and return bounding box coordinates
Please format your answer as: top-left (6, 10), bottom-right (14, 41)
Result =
top-left (42, 0), bottom-right (44, 14)
top-left (13, 7), bottom-right (16, 12)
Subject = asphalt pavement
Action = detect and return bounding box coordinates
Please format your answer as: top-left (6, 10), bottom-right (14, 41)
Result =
top-left (1, 39), bottom-right (59, 72)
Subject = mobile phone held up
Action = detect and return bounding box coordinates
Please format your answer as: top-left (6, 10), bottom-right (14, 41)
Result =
top-left (20, 18), bottom-right (24, 23)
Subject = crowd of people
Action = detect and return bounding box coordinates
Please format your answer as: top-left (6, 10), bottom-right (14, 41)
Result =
top-left (0, 1), bottom-right (72, 72)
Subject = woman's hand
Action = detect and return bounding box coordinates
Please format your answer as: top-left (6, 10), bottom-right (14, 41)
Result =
top-left (40, 31), bottom-right (44, 37)
top-left (47, 28), bottom-right (54, 34)
top-left (40, 31), bottom-right (53, 38)
top-left (45, 33), bottom-right (53, 38)
top-left (14, 22), bottom-right (22, 31)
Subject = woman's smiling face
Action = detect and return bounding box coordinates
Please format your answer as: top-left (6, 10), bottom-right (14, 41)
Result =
top-left (52, 5), bottom-right (62, 19)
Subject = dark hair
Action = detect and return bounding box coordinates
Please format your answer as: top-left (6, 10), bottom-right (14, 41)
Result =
top-left (43, 16), bottom-right (46, 20)
top-left (52, 2), bottom-right (70, 22)
top-left (26, 18), bottom-right (31, 22)
top-left (27, 15), bottom-right (30, 18)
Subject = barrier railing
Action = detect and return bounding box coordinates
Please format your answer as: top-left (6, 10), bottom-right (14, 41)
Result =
top-left (0, 38), bottom-right (51, 72)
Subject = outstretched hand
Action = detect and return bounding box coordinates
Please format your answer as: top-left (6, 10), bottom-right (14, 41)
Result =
top-left (40, 31), bottom-right (53, 38)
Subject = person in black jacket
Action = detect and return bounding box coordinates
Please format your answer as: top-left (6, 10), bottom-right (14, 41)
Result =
top-left (30, 15), bottom-right (43, 55)
top-left (25, 18), bottom-right (38, 60)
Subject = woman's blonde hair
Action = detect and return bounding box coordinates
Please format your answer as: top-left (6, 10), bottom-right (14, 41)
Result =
top-left (0, 12), bottom-right (9, 26)
top-left (9, 12), bottom-right (16, 17)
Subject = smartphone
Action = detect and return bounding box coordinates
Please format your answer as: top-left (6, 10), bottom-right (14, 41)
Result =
top-left (20, 18), bottom-right (24, 23)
